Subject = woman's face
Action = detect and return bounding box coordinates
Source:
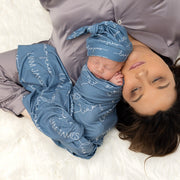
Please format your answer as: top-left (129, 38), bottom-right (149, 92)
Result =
top-left (122, 44), bottom-right (177, 115)
top-left (87, 56), bottom-right (124, 80)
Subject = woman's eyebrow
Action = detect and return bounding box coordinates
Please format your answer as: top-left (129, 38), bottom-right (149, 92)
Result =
top-left (131, 95), bottom-right (143, 102)
top-left (132, 83), bottom-right (170, 103)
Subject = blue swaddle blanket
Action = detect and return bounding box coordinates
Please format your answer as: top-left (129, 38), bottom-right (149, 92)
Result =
top-left (73, 64), bottom-right (121, 140)
top-left (16, 21), bottom-right (132, 158)
top-left (17, 44), bottom-right (122, 158)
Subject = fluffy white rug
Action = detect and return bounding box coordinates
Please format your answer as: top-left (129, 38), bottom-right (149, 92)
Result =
top-left (0, 1), bottom-right (180, 180)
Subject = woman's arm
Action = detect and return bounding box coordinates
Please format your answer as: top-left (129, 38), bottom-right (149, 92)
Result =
top-left (0, 49), bottom-right (28, 116)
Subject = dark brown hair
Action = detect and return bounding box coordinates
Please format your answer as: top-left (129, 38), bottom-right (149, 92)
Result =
top-left (116, 58), bottom-right (180, 157)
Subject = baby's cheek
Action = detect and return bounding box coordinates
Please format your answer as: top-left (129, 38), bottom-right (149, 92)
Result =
top-left (102, 72), bottom-right (113, 81)
top-left (108, 70), bottom-right (118, 79)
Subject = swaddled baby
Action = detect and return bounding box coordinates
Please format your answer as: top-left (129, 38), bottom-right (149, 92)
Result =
top-left (17, 21), bottom-right (132, 158)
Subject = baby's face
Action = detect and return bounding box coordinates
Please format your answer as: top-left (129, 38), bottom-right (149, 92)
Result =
top-left (87, 56), bottom-right (124, 80)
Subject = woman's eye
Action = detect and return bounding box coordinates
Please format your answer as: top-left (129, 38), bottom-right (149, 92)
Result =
top-left (130, 87), bottom-right (140, 96)
top-left (152, 77), bottom-right (163, 83)
top-left (131, 88), bottom-right (139, 93)
top-left (129, 87), bottom-right (142, 100)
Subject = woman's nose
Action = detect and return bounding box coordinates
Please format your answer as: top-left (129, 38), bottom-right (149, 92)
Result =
top-left (135, 70), bottom-right (148, 80)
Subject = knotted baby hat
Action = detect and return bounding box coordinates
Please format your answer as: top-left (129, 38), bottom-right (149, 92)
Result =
top-left (67, 21), bottom-right (132, 62)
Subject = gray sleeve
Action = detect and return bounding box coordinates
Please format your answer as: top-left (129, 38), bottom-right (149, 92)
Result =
top-left (0, 49), bottom-right (28, 115)
top-left (39, 0), bottom-right (50, 10)
top-left (39, 0), bottom-right (58, 11)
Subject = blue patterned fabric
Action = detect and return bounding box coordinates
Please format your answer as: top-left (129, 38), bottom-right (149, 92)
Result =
top-left (67, 21), bottom-right (132, 62)
top-left (16, 44), bottom-right (122, 159)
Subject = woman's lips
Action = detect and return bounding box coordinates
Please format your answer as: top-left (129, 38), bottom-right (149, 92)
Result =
top-left (129, 61), bottom-right (145, 70)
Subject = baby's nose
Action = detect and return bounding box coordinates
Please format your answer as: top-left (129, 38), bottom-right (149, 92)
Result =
top-left (96, 66), bottom-right (104, 74)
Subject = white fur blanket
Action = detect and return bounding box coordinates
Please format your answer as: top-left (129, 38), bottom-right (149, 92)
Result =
top-left (0, 1), bottom-right (180, 180)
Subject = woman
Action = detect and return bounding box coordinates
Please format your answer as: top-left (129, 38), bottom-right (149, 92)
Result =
top-left (38, 0), bottom-right (180, 157)
top-left (0, 0), bottom-right (180, 157)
